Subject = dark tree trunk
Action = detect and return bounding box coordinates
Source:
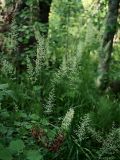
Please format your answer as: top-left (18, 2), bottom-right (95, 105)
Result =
top-left (39, 0), bottom-right (52, 23)
top-left (97, 0), bottom-right (120, 90)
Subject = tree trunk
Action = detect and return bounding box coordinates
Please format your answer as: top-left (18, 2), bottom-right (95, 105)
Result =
top-left (97, 0), bottom-right (120, 90)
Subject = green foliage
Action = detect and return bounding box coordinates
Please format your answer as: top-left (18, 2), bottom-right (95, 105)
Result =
top-left (0, 83), bottom-right (15, 101)
top-left (0, 108), bottom-right (48, 160)
top-left (26, 150), bottom-right (43, 160)
top-left (9, 139), bottom-right (25, 154)
top-left (0, 0), bottom-right (120, 160)
top-left (48, 0), bottom-right (84, 63)
top-left (0, 146), bottom-right (12, 160)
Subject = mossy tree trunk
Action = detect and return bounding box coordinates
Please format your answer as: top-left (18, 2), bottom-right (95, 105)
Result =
top-left (97, 0), bottom-right (120, 90)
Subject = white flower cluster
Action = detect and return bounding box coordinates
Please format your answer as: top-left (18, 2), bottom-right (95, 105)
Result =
top-left (61, 108), bottom-right (74, 132)
top-left (88, 127), bottom-right (103, 143)
top-left (1, 59), bottom-right (15, 78)
top-left (44, 87), bottom-right (55, 114)
top-left (26, 30), bottom-right (47, 83)
top-left (26, 56), bottom-right (34, 84)
top-left (75, 114), bottom-right (90, 143)
top-left (35, 32), bottom-right (46, 79)
top-left (98, 128), bottom-right (120, 159)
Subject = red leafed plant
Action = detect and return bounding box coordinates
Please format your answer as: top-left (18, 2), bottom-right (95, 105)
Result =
top-left (31, 127), bottom-right (65, 152)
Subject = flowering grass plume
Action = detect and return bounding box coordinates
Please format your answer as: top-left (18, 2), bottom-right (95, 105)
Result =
top-left (61, 108), bottom-right (74, 132)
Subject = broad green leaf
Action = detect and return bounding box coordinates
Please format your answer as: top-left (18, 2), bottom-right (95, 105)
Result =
top-left (0, 84), bottom-right (9, 90)
top-left (29, 114), bottom-right (39, 121)
top-left (0, 147), bottom-right (12, 160)
top-left (26, 150), bottom-right (43, 160)
top-left (0, 110), bottom-right (10, 118)
top-left (0, 124), bottom-right (8, 134)
top-left (9, 139), bottom-right (25, 154)
top-left (19, 112), bottom-right (28, 119)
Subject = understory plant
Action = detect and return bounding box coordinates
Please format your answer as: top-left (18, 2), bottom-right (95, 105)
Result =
top-left (0, 0), bottom-right (120, 159)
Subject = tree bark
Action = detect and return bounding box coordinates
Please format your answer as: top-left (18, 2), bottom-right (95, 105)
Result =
top-left (97, 0), bottom-right (120, 90)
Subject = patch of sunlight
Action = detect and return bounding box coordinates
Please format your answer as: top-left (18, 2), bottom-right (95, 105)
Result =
top-left (82, 0), bottom-right (93, 9)
top-left (0, 0), bottom-right (6, 8)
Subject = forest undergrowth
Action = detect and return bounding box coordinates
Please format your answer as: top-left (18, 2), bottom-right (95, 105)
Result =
top-left (0, 0), bottom-right (120, 160)
top-left (0, 30), bottom-right (120, 160)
